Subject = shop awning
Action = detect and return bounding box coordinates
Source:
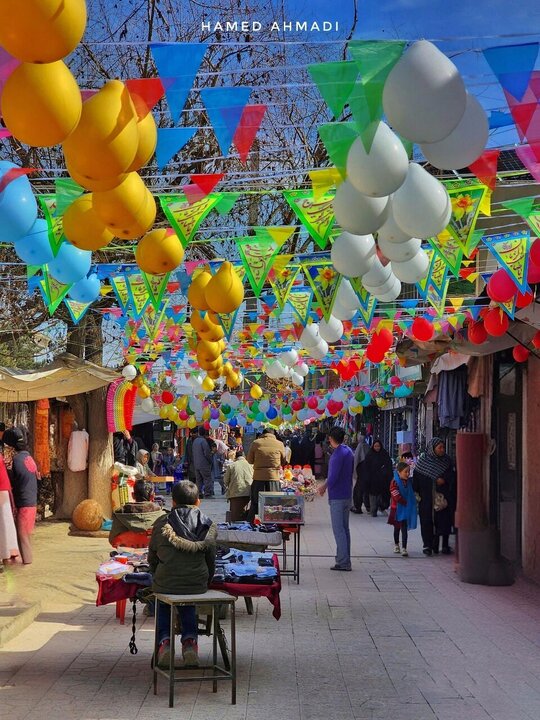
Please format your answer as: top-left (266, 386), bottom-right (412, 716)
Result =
top-left (0, 353), bottom-right (120, 402)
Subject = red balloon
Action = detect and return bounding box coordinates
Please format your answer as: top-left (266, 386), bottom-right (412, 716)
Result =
top-left (291, 398), bottom-right (304, 412)
top-left (372, 328), bottom-right (393, 350)
top-left (527, 261), bottom-right (540, 285)
top-left (411, 317), bottom-right (434, 342)
top-left (516, 290), bottom-right (534, 308)
top-left (532, 331), bottom-right (540, 349)
top-left (468, 321), bottom-right (488, 345)
top-left (512, 345), bottom-right (530, 363)
top-left (307, 396), bottom-right (318, 409)
top-left (531, 239), bottom-right (540, 267)
top-left (390, 375), bottom-right (401, 386)
top-left (486, 269), bottom-right (516, 303)
top-left (161, 390), bottom-right (175, 405)
top-left (484, 307), bottom-right (509, 337)
top-left (365, 343), bottom-right (385, 363)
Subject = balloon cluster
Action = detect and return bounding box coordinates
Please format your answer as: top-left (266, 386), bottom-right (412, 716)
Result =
top-left (299, 322), bottom-right (329, 360)
top-left (365, 327), bottom-right (393, 364)
top-left (187, 264), bottom-right (245, 387)
top-left (265, 349), bottom-right (309, 386)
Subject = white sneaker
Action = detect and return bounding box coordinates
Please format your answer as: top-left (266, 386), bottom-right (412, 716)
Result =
top-left (401, 548), bottom-right (409, 557)
top-left (394, 544), bottom-right (401, 553)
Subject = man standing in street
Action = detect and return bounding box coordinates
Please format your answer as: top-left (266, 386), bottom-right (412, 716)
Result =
top-left (192, 427), bottom-right (214, 498)
top-left (246, 428), bottom-right (286, 521)
top-left (317, 427), bottom-right (354, 571)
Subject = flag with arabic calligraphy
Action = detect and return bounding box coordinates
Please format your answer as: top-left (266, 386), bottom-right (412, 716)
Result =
top-left (443, 180), bottom-right (488, 254)
top-left (286, 287), bottom-right (313, 324)
top-left (282, 190), bottom-right (336, 250)
top-left (483, 231), bottom-right (530, 294)
top-left (302, 260), bottom-right (342, 321)
top-left (160, 193), bottom-right (221, 248)
top-left (236, 235), bottom-right (283, 296)
top-left (268, 258), bottom-right (302, 308)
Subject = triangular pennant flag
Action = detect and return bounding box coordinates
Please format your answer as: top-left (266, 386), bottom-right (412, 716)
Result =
top-left (357, 296), bottom-right (376, 327)
top-left (415, 248), bottom-right (435, 299)
top-left (42, 270), bottom-right (72, 314)
top-left (255, 226), bottom-right (296, 246)
top-left (469, 149), bottom-right (500, 192)
top-left (479, 189), bottom-right (492, 217)
top-left (156, 128), bottom-right (197, 169)
top-left (55, 177), bottom-right (84, 216)
top-left (309, 168), bottom-right (342, 201)
top-left (190, 173), bottom-right (224, 197)
top-left (286, 287), bottom-right (314, 324)
top-left (236, 235), bottom-right (283, 296)
top-left (429, 230), bottom-right (464, 278)
top-left (347, 40), bottom-right (406, 85)
top-left (282, 189), bottom-right (335, 250)
top-left (516, 144), bottom-right (540, 182)
top-left (483, 231), bottom-right (531, 294)
top-left (127, 275), bottom-right (150, 318)
top-left (318, 122), bottom-right (359, 178)
top-left (501, 195), bottom-right (537, 218)
top-left (64, 298), bottom-right (92, 324)
top-left (201, 87), bottom-right (252, 156)
top-left (483, 42), bottom-right (539, 103)
top-left (150, 43), bottom-right (207, 121)
top-left (303, 261), bottom-right (343, 321)
top-left (27, 265), bottom-right (40, 279)
top-left (160, 193), bottom-right (221, 247)
top-left (232, 104), bottom-right (267, 163)
top-left (464, 229), bottom-right (484, 258)
top-left (524, 210), bottom-right (540, 238)
top-left (429, 254), bottom-right (449, 298)
top-left (125, 78), bottom-right (166, 118)
top-left (268, 261), bottom-right (301, 309)
top-left (215, 192), bottom-right (241, 216)
top-left (110, 276), bottom-right (130, 312)
top-left (307, 60), bottom-right (358, 117)
top-left (348, 277), bottom-right (372, 310)
top-left (141, 271), bottom-right (170, 310)
top-left (489, 110), bottom-right (514, 128)
top-left (510, 102), bottom-right (540, 143)
top-left (38, 195), bottom-right (64, 255)
top-left (218, 308), bottom-right (241, 341)
top-left (499, 296), bottom-right (517, 320)
top-left (347, 84), bottom-right (383, 150)
top-left (426, 280), bottom-right (449, 317)
top-left (444, 179), bottom-right (487, 253)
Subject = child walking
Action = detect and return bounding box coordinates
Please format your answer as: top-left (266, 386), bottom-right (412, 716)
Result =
top-left (388, 461), bottom-right (417, 557)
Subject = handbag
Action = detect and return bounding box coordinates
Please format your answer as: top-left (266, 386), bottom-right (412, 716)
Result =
top-left (433, 492), bottom-right (448, 512)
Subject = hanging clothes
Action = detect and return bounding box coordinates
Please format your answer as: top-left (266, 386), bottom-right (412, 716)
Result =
top-left (437, 365), bottom-right (468, 429)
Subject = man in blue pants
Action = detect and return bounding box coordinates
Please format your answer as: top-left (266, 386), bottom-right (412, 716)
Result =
top-left (317, 427), bottom-right (354, 571)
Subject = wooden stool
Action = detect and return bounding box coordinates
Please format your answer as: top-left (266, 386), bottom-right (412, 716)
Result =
top-left (153, 590), bottom-right (237, 707)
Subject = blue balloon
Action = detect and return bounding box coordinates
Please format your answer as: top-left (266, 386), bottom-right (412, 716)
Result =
top-left (48, 242), bottom-right (91, 285)
top-left (228, 418), bottom-right (238, 428)
top-left (0, 161), bottom-right (38, 242)
top-left (68, 274), bottom-right (101, 304)
top-left (360, 394), bottom-right (372, 407)
top-left (13, 219), bottom-right (54, 265)
top-left (266, 406), bottom-right (278, 420)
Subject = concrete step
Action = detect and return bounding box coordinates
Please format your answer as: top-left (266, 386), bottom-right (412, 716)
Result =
top-left (0, 601), bottom-right (41, 647)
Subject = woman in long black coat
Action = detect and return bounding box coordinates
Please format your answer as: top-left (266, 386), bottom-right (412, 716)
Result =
top-left (364, 440), bottom-right (393, 517)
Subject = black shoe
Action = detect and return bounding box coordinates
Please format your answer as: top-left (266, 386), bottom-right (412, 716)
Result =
top-left (432, 546), bottom-right (439, 555)
top-left (423, 547), bottom-right (433, 556)
top-left (350, 508), bottom-right (362, 514)
top-left (442, 546), bottom-right (452, 555)
top-left (331, 565), bottom-right (352, 571)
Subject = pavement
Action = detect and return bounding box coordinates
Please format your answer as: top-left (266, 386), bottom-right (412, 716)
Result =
top-left (1, 493), bottom-right (540, 720)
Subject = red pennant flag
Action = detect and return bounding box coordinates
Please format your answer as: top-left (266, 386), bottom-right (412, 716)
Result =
top-left (125, 78), bottom-right (167, 118)
top-left (183, 184), bottom-right (206, 205)
top-left (468, 149), bottom-right (500, 191)
top-left (516, 143), bottom-right (540, 180)
top-left (190, 173), bottom-right (224, 196)
top-left (233, 104), bottom-right (267, 163)
top-left (81, 89), bottom-right (98, 102)
top-left (0, 166), bottom-right (35, 193)
top-left (167, 283), bottom-right (181, 293)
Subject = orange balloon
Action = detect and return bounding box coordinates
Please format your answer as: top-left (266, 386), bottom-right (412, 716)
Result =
top-left (127, 112), bottom-right (157, 172)
top-left (66, 157), bottom-right (127, 192)
top-left (62, 194), bottom-right (115, 251)
top-left (92, 173), bottom-right (156, 239)
top-left (187, 268), bottom-right (212, 311)
top-left (135, 229), bottom-right (184, 274)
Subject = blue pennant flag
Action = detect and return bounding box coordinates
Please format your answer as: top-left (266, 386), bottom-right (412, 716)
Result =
top-left (489, 111), bottom-right (514, 129)
top-left (150, 43), bottom-right (207, 121)
top-left (156, 128), bottom-right (197, 169)
top-left (200, 87), bottom-right (252, 155)
top-left (483, 42), bottom-right (539, 102)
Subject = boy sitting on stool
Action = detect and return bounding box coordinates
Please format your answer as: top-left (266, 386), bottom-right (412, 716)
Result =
top-left (148, 481), bottom-right (217, 669)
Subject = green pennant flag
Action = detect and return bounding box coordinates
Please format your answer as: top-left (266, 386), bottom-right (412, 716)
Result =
top-left (348, 277), bottom-right (372, 311)
top-left (443, 180), bottom-right (487, 253)
top-left (160, 193), bottom-right (221, 248)
top-left (483, 231), bottom-right (530, 294)
top-left (110, 276), bottom-right (130, 312)
top-left (141, 271), bottom-right (170, 310)
top-left (55, 178), bottom-right (84, 216)
top-left (308, 60), bottom-right (359, 117)
top-left (347, 83), bottom-right (384, 148)
top-left (41, 270), bottom-right (72, 315)
top-left (218, 307), bottom-right (241, 341)
top-left (430, 253), bottom-right (449, 298)
top-left (318, 123), bottom-right (359, 178)
top-left (427, 280), bottom-right (449, 317)
top-left (499, 296), bottom-right (517, 320)
top-left (27, 265), bottom-right (40, 279)
top-left (254, 226), bottom-right (296, 246)
top-left (268, 259), bottom-right (301, 309)
top-left (501, 196), bottom-right (536, 220)
top-left (38, 195), bottom-right (64, 255)
top-left (356, 296), bottom-right (377, 327)
top-left (464, 228), bottom-right (484, 258)
top-left (286, 287), bottom-right (313, 324)
top-left (429, 231), bottom-right (464, 278)
top-left (303, 261), bottom-right (342, 321)
top-left (415, 248), bottom-right (435, 299)
top-left (347, 40), bottom-right (406, 85)
top-left (236, 235), bottom-right (283, 297)
top-left (282, 189), bottom-right (335, 250)
top-left (127, 275), bottom-right (150, 318)
top-left (143, 301), bottom-right (169, 340)
top-left (64, 298), bottom-right (92, 324)
top-left (215, 192), bottom-right (241, 216)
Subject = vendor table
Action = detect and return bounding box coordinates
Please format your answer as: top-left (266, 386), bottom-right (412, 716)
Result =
top-left (96, 554), bottom-right (282, 622)
top-left (279, 523), bottom-right (303, 584)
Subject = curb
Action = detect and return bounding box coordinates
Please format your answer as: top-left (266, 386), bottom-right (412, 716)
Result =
top-left (0, 602), bottom-right (42, 647)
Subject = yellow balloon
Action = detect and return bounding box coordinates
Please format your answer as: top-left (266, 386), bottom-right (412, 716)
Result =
top-left (62, 194), bottom-right (115, 251)
top-left (2, 61), bottom-right (81, 147)
top-left (205, 261), bottom-right (245, 314)
top-left (0, 0), bottom-right (87, 63)
top-left (226, 372), bottom-right (241, 389)
top-left (159, 406), bottom-right (169, 419)
top-left (175, 396), bottom-right (188, 410)
top-left (187, 416), bottom-right (197, 429)
top-left (198, 355), bottom-right (223, 372)
top-left (202, 407), bottom-right (211, 421)
top-left (202, 376), bottom-right (215, 392)
top-left (250, 384), bottom-right (263, 399)
top-left (66, 157), bottom-right (127, 192)
top-left (190, 309), bottom-right (210, 334)
top-left (92, 173), bottom-right (157, 239)
top-left (222, 362), bottom-right (234, 377)
top-left (198, 322), bottom-right (225, 342)
top-left (187, 268), bottom-right (212, 311)
top-left (127, 111), bottom-right (157, 172)
top-left (62, 80), bottom-right (139, 179)
top-left (218, 340), bottom-right (227, 354)
top-left (138, 385), bottom-right (151, 399)
top-left (136, 228), bottom-right (184, 274)
top-left (207, 369), bottom-right (222, 380)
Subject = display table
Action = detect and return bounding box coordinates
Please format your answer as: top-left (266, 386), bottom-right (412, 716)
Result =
top-left (96, 554), bottom-right (282, 622)
top-left (279, 523), bottom-right (303, 584)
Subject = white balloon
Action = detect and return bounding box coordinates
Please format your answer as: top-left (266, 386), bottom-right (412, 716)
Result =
top-left (336, 278), bottom-right (361, 311)
top-left (319, 315), bottom-right (344, 343)
top-left (228, 395), bottom-right (240, 409)
top-left (378, 236), bottom-right (422, 262)
top-left (296, 362), bottom-right (309, 377)
top-left (333, 180), bottom-right (389, 235)
top-left (383, 40), bottom-right (467, 143)
top-left (373, 276), bottom-right (402, 301)
top-left (361, 258), bottom-right (393, 288)
top-left (237, 414), bottom-right (247, 427)
top-left (280, 348), bottom-right (299, 367)
top-left (309, 339), bottom-right (329, 360)
top-left (332, 388), bottom-right (346, 401)
top-left (392, 250), bottom-right (431, 283)
top-left (331, 231), bottom-right (376, 278)
top-left (377, 203), bottom-right (412, 244)
top-left (221, 391), bottom-right (232, 405)
top-left (290, 371), bottom-right (304, 386)
top-left (141, 397), bottom-right (154, 413)
top-left (363, 274), bottom-right (396, 297)
top-left (392, 163), bottom-right (451, 239)
top-left (346, 122), bottom-right (409, 197)
top-left (122, 364), bottom-right (137, 381)
top-left (300, 323), bottom-right (320, 348)
top-left (332, 299), bottom-right (357, 321)
top-left (190, 397), bottom-right (203, 413)
top-left (420, 93), bottom-right (488, 170)
top-left (259, 398), bottom-right (270, 412)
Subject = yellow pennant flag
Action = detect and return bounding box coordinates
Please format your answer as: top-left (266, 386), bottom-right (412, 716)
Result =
top-left (309, 168), bottom-right (342, 201)
top-left (449, 297), bottom-right (464, 310)
top-left (479, 188), bottom-right (492, 217)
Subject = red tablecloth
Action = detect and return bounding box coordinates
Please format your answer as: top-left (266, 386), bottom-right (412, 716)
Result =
top-left (96, 555), bottom-right (282, 620)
